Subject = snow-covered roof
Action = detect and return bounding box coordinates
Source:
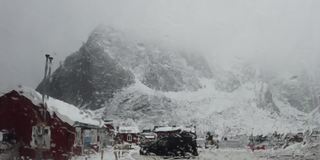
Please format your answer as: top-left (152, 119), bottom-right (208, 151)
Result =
top-left (118, 126), bottom-right (140, 134)
top-left (3, 86), bottom-right (102, 127)
top-left (46, 97), bottom-right (102, 127)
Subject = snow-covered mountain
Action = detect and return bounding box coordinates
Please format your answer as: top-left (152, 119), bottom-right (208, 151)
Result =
top-left (37, 25), bottom-right (320, 135)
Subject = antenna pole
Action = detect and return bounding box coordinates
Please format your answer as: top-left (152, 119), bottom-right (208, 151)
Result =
top-left (47, 56), bottom-right (53, 99)
top-left (42, 54), bottom-right (50, 103)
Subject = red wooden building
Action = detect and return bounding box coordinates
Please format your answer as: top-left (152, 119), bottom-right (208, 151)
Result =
top-left (116, 126), bottom-right (140, 144)
top-left (0, 87), bottom-right (103, 160)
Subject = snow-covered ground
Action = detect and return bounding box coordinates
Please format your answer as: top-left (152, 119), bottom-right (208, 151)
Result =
top-left (72, 148), bottom-right (264, 160)
top-left (70, 141), bottom-right (320, 160)
top-left (73, 146), bottom-right (320, 160)
top-left (2, 144), bottom-right (319, 160)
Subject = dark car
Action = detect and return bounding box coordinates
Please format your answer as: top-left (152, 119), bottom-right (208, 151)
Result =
top-left (140, 131), bottom-right (198, 157)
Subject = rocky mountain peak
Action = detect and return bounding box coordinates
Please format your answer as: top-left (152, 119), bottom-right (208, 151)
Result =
top-left (37, 26), bottom-right (214, 109)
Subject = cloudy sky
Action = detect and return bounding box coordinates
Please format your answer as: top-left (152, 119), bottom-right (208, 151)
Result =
top-left (1, 0), bottom-right (320, 91)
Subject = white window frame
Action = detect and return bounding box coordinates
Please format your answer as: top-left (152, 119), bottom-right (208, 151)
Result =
top-left (127, 134), bottom-right (132, 142)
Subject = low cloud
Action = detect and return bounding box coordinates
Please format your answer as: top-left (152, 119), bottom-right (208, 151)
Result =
top-left (0, 0), bottom-right (319, 90)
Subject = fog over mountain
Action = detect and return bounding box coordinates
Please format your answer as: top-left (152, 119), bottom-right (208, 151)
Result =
top-left (3, 1), bottom-right (320, 160)
top-left (1, 0), bottom-right (320, 92)
top-left (1, 0), bottom-right (320, 133)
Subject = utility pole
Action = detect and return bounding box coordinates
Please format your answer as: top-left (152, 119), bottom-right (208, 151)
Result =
top-left (42, 54), bottom-right (50, 104)
top-left (36, 54), bottom-right (53, 160)
top-left (42, 54), bottom-right (53, 122)
top-left (46, 56), bottom-right (53, 99)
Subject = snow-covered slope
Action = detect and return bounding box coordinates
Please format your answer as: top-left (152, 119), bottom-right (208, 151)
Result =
top-left (100, 77), bottom-right (309, 136)
top-left (98, 55), bottom-right (312, 135)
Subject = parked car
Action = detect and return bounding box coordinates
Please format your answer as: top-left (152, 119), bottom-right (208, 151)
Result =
top-left (139, 131), bottom-right (157, 146)
top-left (140, 131), bottom-right (198, 157)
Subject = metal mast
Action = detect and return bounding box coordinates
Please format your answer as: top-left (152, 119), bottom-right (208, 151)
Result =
top-left (42, 54), bottom-right (50, 104)
top-left (47, 56), bottom-right (53, 99)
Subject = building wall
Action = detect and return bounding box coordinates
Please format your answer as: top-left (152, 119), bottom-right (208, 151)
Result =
top-left (117, 133), bottom-right (139, 144)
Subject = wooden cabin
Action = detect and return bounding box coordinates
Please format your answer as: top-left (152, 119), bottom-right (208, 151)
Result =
top-left (0, 87), bottom-right (103, 160)
top-left (116, 126), bottom-right (140, 144)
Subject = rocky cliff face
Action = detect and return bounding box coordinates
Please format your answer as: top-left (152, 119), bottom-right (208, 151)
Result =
top-left (37, 40), bottom-right (135, 110)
